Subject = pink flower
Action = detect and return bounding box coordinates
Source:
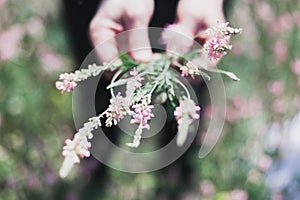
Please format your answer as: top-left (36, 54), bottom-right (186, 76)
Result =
top-left (175, 97), bottom-right (200, 123)
top-left (130, 102), bottom-right (154, 130)
top-left (274, 40), bottom-right (287, 63)
top-left (272, 98), bottom-right (287, 113)
top-left (203, 22), bottom-right (241, 61)
top-left (0, 25), bottom-right (25, 61)
top-left (174, 97), bottom-right (200, 146)
top-left (59, 116), bottom-right (101, 178)
top-left (268, 80), bottom-right (285, 96)
top-left (55, 79), bottom-right (77, 94)
top-left (228, 189), bottom-right (248, 200)
top-left (105, 93), bottom-right (127, 127)
top-left (291, 59), bottom-right (300, 75)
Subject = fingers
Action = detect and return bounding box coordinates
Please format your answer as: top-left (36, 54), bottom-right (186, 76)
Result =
top-left (123, 1), bottom-right (154, 62)
top-left (89, 16), bottom-right (123, 64)
top-left (175, 0), bottom-right (225, 41)
top-left (89, 0), bottom-right (154, 64)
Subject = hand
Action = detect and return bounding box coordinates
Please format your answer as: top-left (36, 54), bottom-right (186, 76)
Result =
top-left (89, 0), bottom-right (154, 64)
top-left (169, 0), bottom-right (225, 52)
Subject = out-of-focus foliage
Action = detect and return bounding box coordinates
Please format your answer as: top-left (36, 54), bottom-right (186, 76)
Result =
top-left (0, 0), bottom-right (299, 199)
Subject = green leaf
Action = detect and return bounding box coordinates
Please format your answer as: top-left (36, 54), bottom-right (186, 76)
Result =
top-left (119, 52), bottom-right (139, 71)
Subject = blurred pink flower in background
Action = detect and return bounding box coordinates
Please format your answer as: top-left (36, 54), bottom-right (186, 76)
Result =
top-left (274, 40), bottom-right (287, 63)
top-left (294, 95), bottom-right (300, 109)
top-left (255, 1), bottom-right (275, 24)
top-left (292, 11), bottom-right (300, 27)
top-left (25, 17), bottom-right (45, 38)
top-left (0, 0), bottom-right (6, 9)
top-left (228, 189), bottom-right (248, 200)
top-left (271, 192), bottom-right (284, 200)
top-left (272, 98), bottom-right (287, 113)
top-left (37, 45), bottom-right (65, 73)
top-left (291, 59), bottom-right (300, 75)
top-left (277, 14), bottom-right (294, 32)
top-left (268, 80), bottom-right (285, 96)
top-left (199, 180), bottom-right (215, 198)
top-left (226, 95), bottom-right (262, 122)
top-left (0, 24), bottom-right (25, 61)
top-left (257, 154), bottom-right (273, 172)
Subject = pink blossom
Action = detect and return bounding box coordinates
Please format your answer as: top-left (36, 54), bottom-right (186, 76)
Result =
top-left (174, 97), bottom-right (200, 123)
top-left (56, 79), bottom-right (77, 94)
top-left (203, 22), bottom-right (241, 61)
top-left (105, 93), bottom-right (127, 127)
top-left (291, 59), bottom-right (300, 75)
top-left (0, 0), bottom-right (6, 9)
top-left (274, 40), bottom-right (287, 63)
top-left (174, 97), bottom-right (200, 146)
top-left (199, 180), bottom-right (215, 198)
top-left (25, 17), bottom-right (45, 38)
top-left (38, 45), bottom-right (65, 73)
top-left (278, 14), bottom-right (294, 32)
top-left (292, 11), bottom-right (300, 27)
top-left (268, 80), bottom-right (285, 96)
top-left (257, 155), bottom-right (272, 171)
top-left (226, 95), bottom-right (262, 122)
top-left (255, 1), bottom-right (275, 24)
top-left (271, 192), bottom-right (283, 200)
top-left (0, 25), bottom-right (25, 61)
top-left (130, 102), bottom-right (154, 130)
top-left (294, 95), bottom-right (300, 109)
top-left (228, 189), bottom-right (248, 200)
top-left (59, 116), bottom-right (101, 178)
top-left (272, 98), bottom-right (287, 113)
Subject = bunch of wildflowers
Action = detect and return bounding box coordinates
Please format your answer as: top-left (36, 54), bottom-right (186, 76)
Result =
top-left (55, 22), bottom-right (242, 177)
top-left (203, 22), bottom-right (242, 61)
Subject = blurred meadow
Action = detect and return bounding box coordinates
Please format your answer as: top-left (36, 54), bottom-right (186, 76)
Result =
top-left (0, 0), bottom-right (300, 199)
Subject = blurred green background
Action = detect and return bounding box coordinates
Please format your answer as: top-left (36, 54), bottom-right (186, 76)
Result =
top-left (0, 0), bottom-right (300, 199)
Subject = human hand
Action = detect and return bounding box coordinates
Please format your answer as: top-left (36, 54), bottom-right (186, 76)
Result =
top-left (89, 0), bottom-right (154, 64)
top-left (176, 0), bottom-right (225, 43)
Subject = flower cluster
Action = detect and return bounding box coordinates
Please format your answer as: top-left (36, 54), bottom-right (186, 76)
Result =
top-left (130, 101), bottom-right (154, 130)
top-left (55, 22), bottom-right (241, 178)
top-left (104, 93), bottom-right (127, 127)
top-left (174, 97), bottom-right (200, 146)
top-left (59, 116), bottom-right (101, 178)
top-left (127, 96), bottom-right (154, 148)
top-left (204, 22), bottom-right (242, 61)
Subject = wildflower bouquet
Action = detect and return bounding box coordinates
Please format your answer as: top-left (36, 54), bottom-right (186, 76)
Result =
top-left (56, 23), bottom-right (242, 178)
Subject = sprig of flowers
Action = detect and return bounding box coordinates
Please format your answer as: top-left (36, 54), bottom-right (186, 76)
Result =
top-left (174, 97), bottom-right (201, 146)
top-left (59, 116), bottom-right (101, 178)
top-left (55, 63), bottom-right (114, 93)
top-left (55, 22), bottom-right (242, 178)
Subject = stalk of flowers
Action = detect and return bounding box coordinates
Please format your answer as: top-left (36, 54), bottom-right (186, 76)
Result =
top-left (59, 116), bottom-right (101, 178)
top-left (174, 97), bottom-right (200, 146)
top-left (102, 92), bottom-right (128, 127)
top-left (203, 22), bottom-right (242, 61)
top-left (56, 63), bottom-right (110, 94)
top-left (127, 95), bottom-right (154, 148)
